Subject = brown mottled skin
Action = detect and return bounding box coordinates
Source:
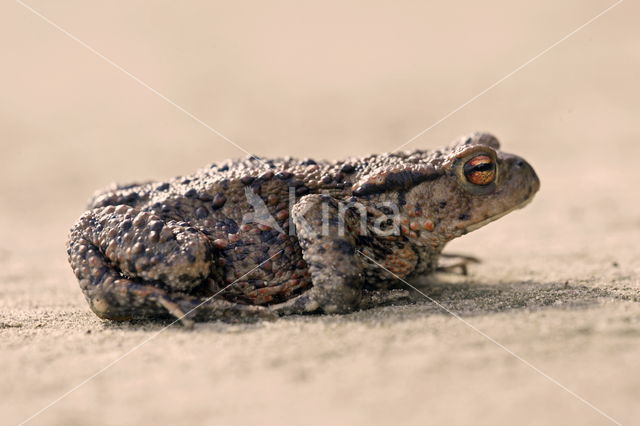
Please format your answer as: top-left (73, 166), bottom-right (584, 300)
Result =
top-left (67, 132), bottom-right (540, 326)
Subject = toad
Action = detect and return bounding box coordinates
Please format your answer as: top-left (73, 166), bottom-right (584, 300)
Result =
top-left (67, 132), bottom-right (539, 326)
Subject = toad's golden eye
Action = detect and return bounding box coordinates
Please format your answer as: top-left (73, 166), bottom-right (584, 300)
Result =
top-left (463, 154), bottom-right (496, 186)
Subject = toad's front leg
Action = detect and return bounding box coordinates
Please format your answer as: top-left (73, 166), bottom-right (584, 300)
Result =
top-left (437, 253), bottom-right (481, 275)
top-left (270, 194), bottom-right (364, 315)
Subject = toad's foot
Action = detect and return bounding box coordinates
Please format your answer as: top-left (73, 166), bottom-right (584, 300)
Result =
top-left (436, 253), bottom-right (481, 276)
top-left (358, 289), bottom-right (415, 310)
top-left (177, 296), bottom-right (277, 324)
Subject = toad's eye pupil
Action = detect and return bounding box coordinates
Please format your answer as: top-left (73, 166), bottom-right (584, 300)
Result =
top-left (469, 162), bottom-right (493, 172)
top-left (463, 155), bottom-right (496, 186)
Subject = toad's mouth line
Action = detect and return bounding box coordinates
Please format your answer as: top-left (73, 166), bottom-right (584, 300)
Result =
top-left (463, 197), bottom-right (535, 233)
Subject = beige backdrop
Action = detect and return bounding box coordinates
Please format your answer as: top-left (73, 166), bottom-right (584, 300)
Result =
top-left (1, 1), bottom-right (639, 425)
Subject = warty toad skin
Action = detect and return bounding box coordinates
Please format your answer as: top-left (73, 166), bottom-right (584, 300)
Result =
top-left (67, 132), bottom-right (540, 326)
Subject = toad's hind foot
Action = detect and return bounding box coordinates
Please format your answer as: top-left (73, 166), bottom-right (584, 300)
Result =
top-left (176, 296), bottom-right (277, 323)
top-left (157, 297), bottom-right (195, 328)
top-left (358, 289), bottom-right (415, 310)
top-left (436, 253), bottom-right (481, 275)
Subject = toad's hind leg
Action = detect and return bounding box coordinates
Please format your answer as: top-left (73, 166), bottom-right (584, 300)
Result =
top-left (67, 205), bottom-right (272, 326)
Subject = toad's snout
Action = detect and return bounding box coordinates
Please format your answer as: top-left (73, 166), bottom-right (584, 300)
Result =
top-left (501, 154), bottom-right (540, 202)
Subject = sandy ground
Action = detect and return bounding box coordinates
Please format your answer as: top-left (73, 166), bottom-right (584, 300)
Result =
top-left (1, 1), bottom-right (640, 425)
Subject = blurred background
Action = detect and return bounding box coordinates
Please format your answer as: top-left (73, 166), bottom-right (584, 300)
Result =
top-left (1, 1), bottom-right (639, 425)
top-left (1, 0), bottom-right (637, 249)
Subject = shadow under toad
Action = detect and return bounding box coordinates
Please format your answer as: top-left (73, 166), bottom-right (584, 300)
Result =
top-left (98, 273), bottom-right (640, 331)
top-left (336, 274), bottom-right (640, 325)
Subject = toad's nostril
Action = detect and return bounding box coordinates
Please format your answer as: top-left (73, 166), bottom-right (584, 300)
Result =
top-left (515, 160), bottom-right (525, 168)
